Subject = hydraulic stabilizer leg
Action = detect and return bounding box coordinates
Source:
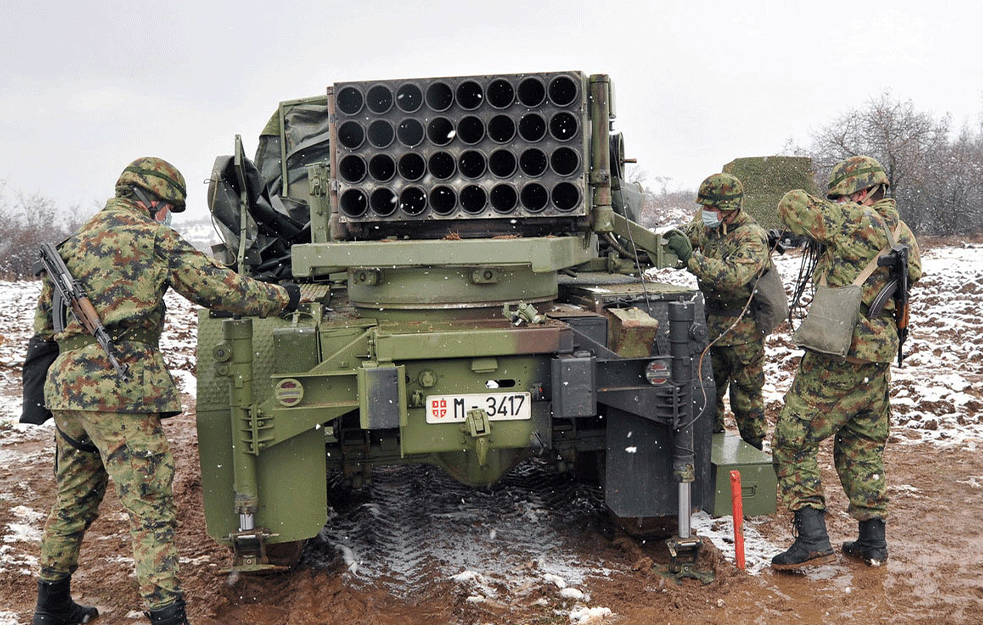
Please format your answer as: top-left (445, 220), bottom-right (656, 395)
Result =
top-left (664, 302), bottom-right (711, 583)
top-left (220, 318), bottom-right (280, 572)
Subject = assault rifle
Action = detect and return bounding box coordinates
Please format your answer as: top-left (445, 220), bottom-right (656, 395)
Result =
top-left (871, 241), bottom-right (910, 366)
top-left (38, 242), bottom-right (130, 381)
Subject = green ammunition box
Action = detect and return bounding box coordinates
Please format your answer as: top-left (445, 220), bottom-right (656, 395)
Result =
top-left (710, 433), bottom-right (777, 517)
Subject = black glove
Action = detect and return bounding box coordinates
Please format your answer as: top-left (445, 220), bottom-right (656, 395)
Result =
top-left (283, 283), bottom-right (301, 312)
top-left (767, 229), bottom-right (787, 255)
top-left (664, 230), bottom-right (693, 264)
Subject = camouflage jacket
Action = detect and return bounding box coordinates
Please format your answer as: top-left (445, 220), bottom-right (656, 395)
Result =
top-left (682, 209), bottom-right (769, 346)
top-left (778, 191), bottom-right (922, 363)
top-left (35, 197), bottom-right (292, 415)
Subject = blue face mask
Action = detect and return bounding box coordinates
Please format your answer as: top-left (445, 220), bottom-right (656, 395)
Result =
top-left (701, 209), bottom-right (721, 228)
top-left (154, 204), bottom-right (173, 227)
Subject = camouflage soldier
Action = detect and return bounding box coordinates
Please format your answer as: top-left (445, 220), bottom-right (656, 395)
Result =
top-left (30, 157), bottom-right (301, 625)
top-left (771, 155), bottom-right (921, 570)
top-left (664, 173), bottom-right (770, 450)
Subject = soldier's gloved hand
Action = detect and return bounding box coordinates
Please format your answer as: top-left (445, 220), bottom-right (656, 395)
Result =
top-left (282, 283), bottom-right (301, 312)
top-left (664, 230), bottom-right (693, 264)
top-left (767, 229), bottom-right (787, 255)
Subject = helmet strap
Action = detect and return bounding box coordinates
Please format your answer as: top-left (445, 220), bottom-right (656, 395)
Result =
top-left (131, 186), bottom-right (158, 214)
top-left (853, 185), bottom-right (882, 206)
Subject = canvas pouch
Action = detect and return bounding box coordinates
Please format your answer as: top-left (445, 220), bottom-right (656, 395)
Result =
top-left (792, 280), bottom-right (862, 357)
top-left (752, 260), bottom-right (789, 336)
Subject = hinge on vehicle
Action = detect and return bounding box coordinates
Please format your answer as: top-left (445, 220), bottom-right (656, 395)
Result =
top-left (465, 409), bottom-right (491, 437)
top-left (308, 163), bottom-right (331, 196)
top-left (464, 409), bottom-right (491, 467)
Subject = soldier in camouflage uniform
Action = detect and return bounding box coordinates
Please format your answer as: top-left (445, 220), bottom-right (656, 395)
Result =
top-left (30, 157), bottom-right (301, 625)
top-left (771, 155), bottom-right (921, 571)
top-left (664, 173), bottom-right (770, 450)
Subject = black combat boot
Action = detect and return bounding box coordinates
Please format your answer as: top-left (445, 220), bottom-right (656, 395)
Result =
top-left (147, 597), bottom-right (190, 625)
top-left (842, 517), bottom-right (888, 566)
top-left (771, 507), bottom-right (836, 570)
top-left (32, 577), bottom-right (99, 625)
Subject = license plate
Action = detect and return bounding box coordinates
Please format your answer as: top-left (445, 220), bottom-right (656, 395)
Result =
top-left (426, 392), bottom-right (531, 424)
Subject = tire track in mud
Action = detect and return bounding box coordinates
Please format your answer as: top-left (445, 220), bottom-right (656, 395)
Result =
top-left (308, 459), bottom-right (608, 598)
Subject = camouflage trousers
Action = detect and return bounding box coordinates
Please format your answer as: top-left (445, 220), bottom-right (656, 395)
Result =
top-left (772, 351), bottom-right (891, 520)
top-left (39, 409), bottom-right (182, 610)
top-left (710, 340), bottom-right (766, 447)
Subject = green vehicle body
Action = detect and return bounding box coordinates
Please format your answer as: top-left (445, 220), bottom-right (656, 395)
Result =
top-left (196, 72), bottom-right (720, 571)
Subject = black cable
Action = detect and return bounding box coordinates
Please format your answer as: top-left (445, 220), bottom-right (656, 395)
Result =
top-left (788, 240), bottom-right (824, 329)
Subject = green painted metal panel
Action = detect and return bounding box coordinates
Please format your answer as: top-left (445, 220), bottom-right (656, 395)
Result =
top-left (290, 236), bottom-right (595, 277)
top-left (710, 432), bottom-right (777, 517)
top-left (197, 407), bottom-right (327, 545)
top-left (197, 310), bottom-right (329, 545)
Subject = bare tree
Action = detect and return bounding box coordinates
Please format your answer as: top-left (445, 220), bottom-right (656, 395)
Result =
top-left (808, 91), bottom-right (951, 234)
top-left (924, 126), bottom-right (983, 236)
top-left (623, 165), bottom-right (698, 228)
top-left (0, 190), bottom-right (84, 279)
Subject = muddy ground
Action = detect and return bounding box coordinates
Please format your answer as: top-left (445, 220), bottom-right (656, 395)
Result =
top-left (3, 406), bottom-right (981, 625)
top-left (2, 238), bottom-right (982, 624)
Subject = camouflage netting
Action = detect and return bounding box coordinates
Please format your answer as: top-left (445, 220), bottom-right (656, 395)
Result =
top-left (207, 99), bottom-right (329, 281)
top-left (723, 156), bottom-right (816, 231)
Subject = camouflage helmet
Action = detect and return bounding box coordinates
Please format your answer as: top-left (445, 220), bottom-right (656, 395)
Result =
top-left (826, 155), bottom-right (889, 199)
top-left (697, 173), bottom-right (743, 211)
top-left (115, 157), bottom-right (187, 212)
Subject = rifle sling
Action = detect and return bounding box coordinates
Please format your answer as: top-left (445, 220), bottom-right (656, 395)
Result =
top-left (865, 279), bottom-right (899, 318)
top-left (56, 425), bottom-right (99, 454)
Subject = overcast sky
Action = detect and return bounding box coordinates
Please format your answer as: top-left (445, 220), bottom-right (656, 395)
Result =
top-left (2, 0), bottom-right (981, 222)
